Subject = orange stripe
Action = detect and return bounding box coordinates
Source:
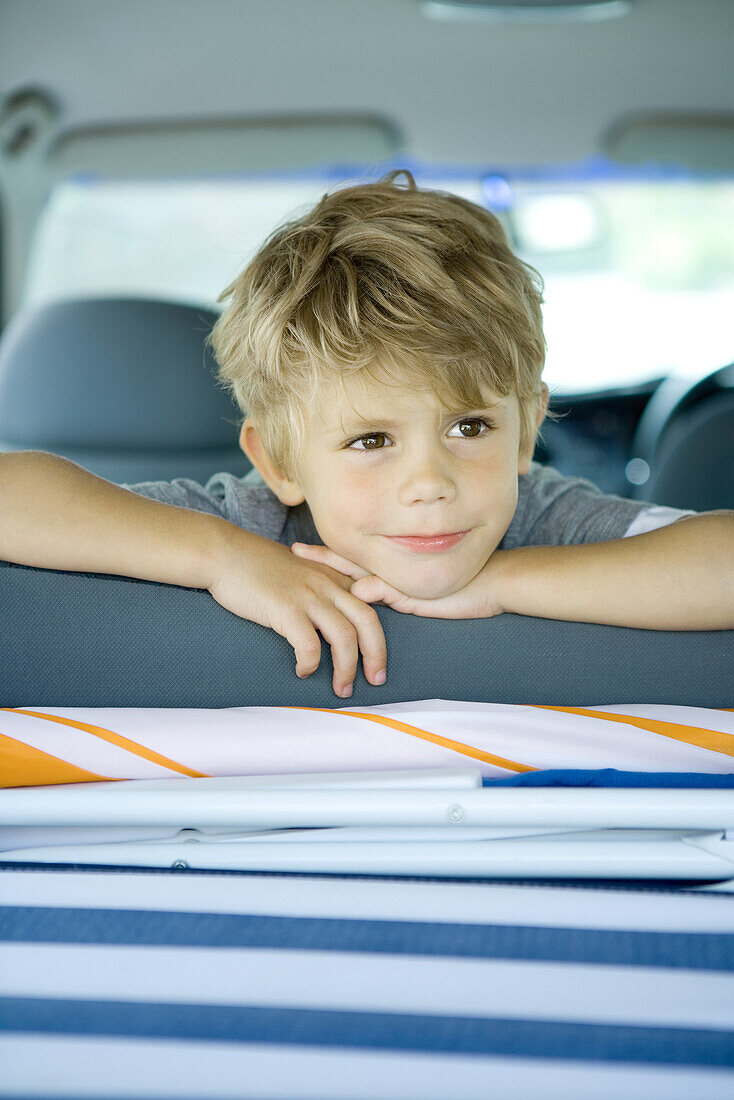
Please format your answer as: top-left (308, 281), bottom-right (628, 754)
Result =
top-left (532, 705), bottom-right (734, 759)
top-left (1, 709), bottom-right (208, 778)
top-left (0, 732), bottom-right (109, 788)
top-left (284, 706), bottom-right (535, 773)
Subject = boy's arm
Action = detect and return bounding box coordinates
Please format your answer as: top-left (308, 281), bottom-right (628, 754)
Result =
top-left (0, 450), bottom-right (229, 588)
top-left (0, 451), bottom-right (389, 697)
top-left (292, 512), bottom-right (734, 630)
top-left (492, 512), bottom-right (734, 631)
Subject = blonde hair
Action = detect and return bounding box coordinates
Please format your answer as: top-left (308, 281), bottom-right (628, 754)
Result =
top-left (210, 169), bottom-right (552, 483)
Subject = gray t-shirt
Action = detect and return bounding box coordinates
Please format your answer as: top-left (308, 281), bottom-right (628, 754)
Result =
top-left (122, 461), bottom-right (694, 549)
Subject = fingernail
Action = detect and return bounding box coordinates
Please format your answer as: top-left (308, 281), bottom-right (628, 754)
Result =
top-left (374, 669), bottom-right (386, 684)
top-left (340, 684), bottom-right (353, 698)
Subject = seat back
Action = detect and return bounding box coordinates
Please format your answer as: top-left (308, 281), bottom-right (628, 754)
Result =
top-left (0, 297), bottom-right (249, 483)
top-left (2, 559), bottom-right (733, 708)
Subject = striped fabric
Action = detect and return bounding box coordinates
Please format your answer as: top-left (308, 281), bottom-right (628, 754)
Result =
top-left (2, 701), bottom-right (734, 788)
top-left (1, 867), bottom-right (733, 1098)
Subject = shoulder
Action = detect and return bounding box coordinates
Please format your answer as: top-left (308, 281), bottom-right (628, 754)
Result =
top-left (123, 466), bottom-right (293, 543)
top-left (203, 468), bottom-right (294, 542)
top-left (501, 461), bottom-right (692, 548)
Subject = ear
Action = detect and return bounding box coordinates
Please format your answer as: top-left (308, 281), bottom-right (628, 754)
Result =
top-left (239, 420), bottom-right (306, 507)
top-left (517, 383), bottom-right (549, 477)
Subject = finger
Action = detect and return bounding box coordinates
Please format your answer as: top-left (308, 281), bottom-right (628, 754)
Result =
top-left (280, 615), bottom-right (322, 680)
top-left (291, 543), bottom-right (371, 581)
top-left (291, 542), bottom-right (365, 579)
top-left (353, 577), bottom-right (481, 619)
top-left (309, 601), bottom-right (361, 698)
top-left (350, 575), bottom-right (383, 603)
top-left (351, 575), bottom-right (418, 615)
top-left (331, 589), bottom-right (388, 689)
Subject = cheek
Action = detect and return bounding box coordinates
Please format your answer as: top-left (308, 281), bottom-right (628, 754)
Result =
top-left (314, 469), bottom-right (382, 540)
top-left (334, 466), bottom-right (381, 516)
top-left (471, 460), bottom-right (517, 508)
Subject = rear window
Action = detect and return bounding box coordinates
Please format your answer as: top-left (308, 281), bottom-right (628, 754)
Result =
top-left (22, 161), bottom-right (734, 395)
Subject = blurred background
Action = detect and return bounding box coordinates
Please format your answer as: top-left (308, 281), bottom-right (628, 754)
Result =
top-left (1, 0), bottom-right (733, 502)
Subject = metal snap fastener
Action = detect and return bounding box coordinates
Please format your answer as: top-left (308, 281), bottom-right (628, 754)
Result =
top-left (447, 803), bottom-right (465, 823)
top-left (171, 859), bottom-right (189, 870)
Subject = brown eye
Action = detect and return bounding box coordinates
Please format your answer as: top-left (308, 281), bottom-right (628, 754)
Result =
top-left (350, 433), bottom-right (389, 450)
top-left (451, 417), bottom-right (493, 439)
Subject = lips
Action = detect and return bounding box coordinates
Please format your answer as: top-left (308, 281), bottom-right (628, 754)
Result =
top-left (393, 532), bottom-right (465, 539)
top-left (385, 530), bottom-right (470, 553)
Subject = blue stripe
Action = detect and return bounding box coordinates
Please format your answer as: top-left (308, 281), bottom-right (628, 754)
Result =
top-left (1, 996), bottom-right (733, 1066)
top-left (1, 906), bottom-right (732, 970)
top-left (483, 769), bottom-right (734, 788)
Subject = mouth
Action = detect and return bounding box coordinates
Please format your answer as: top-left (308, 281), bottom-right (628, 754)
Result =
top-left (384, 530), bottom-right (470, 554)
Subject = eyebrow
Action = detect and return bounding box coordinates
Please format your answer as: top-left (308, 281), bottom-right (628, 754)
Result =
top-left (334, 406), bottom-right (502, 433)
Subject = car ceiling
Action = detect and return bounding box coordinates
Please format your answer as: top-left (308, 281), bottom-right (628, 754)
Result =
top-left (1, 0), bottom-right (733, 167)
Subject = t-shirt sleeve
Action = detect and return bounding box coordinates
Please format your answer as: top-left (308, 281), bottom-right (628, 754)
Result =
top-left (502, 462), bottom-right (696, 549)
top-left (121, 470), bottom-right (291, 543)
top-left (119, 476), bottom-right (228, 519)
top-left (621, 504), bottom-right (697, 538)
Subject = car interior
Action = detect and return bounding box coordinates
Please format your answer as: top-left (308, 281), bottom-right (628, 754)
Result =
top-left (1, 1), bottom-right (733, 708)
top-left (1, 3), bottom-right (733, 1097)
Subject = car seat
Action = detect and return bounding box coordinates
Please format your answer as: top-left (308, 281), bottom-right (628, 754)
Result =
top-left (0, 297), bottom-right (248, 483)
top-left (628, 362), bottom-right (734, 512)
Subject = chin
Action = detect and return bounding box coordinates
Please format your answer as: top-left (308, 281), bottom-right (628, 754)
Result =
top-left (389, 571), bottom-right (467, 601)
top-left (405, 584), bottom-right (454, 600)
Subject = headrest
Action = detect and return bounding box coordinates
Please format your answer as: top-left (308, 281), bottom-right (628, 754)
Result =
top-left (641, 391), bottom-right (734, 511)
top-left (0, 297), bottom-right (249, 483)
top-left (629, 362), bottom-right (734, 510)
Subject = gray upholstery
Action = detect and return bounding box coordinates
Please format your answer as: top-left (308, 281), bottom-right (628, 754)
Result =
top-left (630, 363), bottom-right (734, 511)
top-left (0, 298), bottom-right (250, 483)
top-left (2, 559), bottom-right (732, 708)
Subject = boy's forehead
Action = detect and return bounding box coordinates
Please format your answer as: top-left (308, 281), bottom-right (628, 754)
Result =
top-left (311, 374), bottom-right (508, 429)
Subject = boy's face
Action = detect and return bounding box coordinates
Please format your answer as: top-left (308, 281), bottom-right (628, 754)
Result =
top-left (242, 372), bottom-right (547, 601)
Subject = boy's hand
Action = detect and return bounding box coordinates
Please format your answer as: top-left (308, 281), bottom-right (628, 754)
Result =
top-left (290, 542), bottom-right (508, 619)
top-left (206, 529), bottom-right (388, 698)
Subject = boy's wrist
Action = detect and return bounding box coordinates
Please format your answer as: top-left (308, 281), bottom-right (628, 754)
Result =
top-left (196, 513), bottom-right (249, 592)
top-left (480, 548), bottom-right (521, 617)
top-left (485, 545), bottom-right (558, 619)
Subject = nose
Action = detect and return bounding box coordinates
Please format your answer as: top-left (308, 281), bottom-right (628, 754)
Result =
top-left (397, 445), bottom-right (457, 506)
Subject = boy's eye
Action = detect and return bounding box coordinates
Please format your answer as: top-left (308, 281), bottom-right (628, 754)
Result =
top-left (346, 417), bottom-right (494, 451)
top-left (349, 432), bottom-right (389, 451)
top-left (450, 417), bottom-right (494, 439)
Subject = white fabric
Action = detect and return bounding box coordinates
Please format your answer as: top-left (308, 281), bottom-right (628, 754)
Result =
top-left (4, 943), bottom-right (734, 1028)
top-left (3, 700), bottom-right (733, 786)
top-left (623, 505), bottom-right (696, 538)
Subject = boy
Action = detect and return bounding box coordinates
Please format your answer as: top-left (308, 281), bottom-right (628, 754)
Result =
top-left (1, 170), bottom-right (732, 700)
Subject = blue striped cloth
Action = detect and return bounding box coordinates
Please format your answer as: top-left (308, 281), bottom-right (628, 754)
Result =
top-left (1, 862), bottom-right (733, 1099)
